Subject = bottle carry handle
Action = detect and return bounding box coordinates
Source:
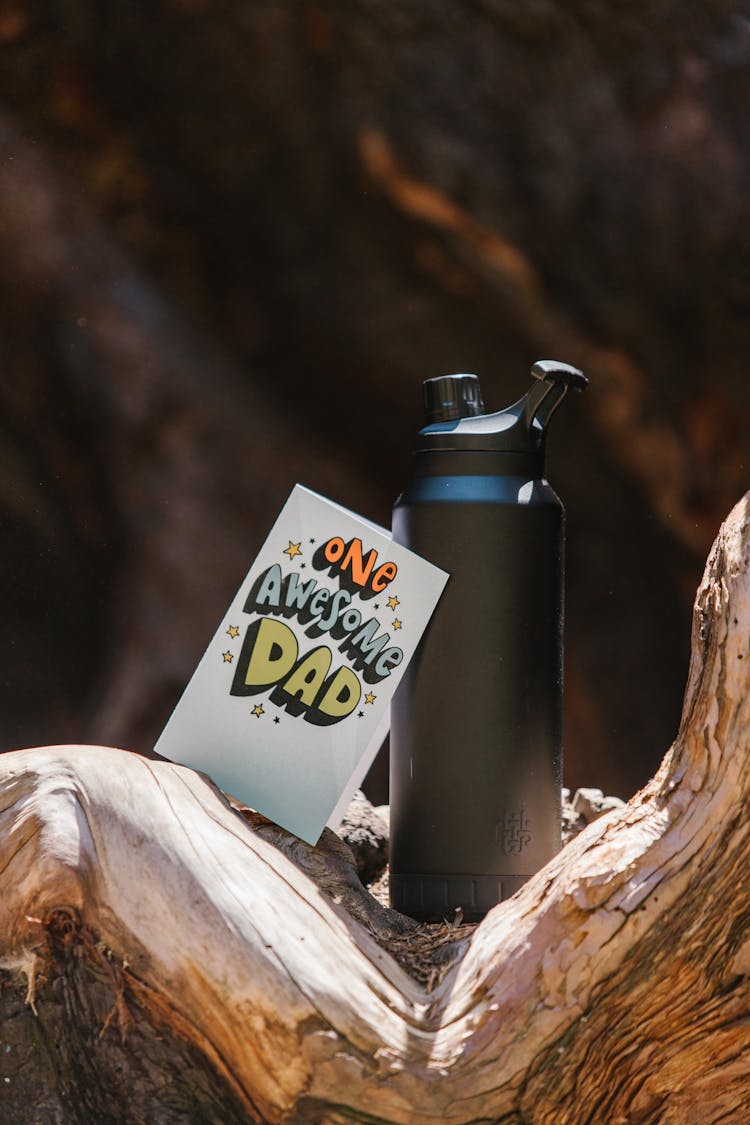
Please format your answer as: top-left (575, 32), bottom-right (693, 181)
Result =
top-left (523, 360), bottom-right (588, 435)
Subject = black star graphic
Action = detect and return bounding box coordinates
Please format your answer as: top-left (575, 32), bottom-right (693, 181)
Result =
top-left (374, 604), bottom-right (379, 610)
top-left (300, 563), bottom-right (306, 568)
top-left (358, 711), bottom-right (364, 717)
top-left (309, 537), bottom-right (315, 544)
top-left (273, 716), bottom-right (280, 725)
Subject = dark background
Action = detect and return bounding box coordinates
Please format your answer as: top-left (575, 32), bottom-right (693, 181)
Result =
top-left (1, 0), bottom-right (748, 800)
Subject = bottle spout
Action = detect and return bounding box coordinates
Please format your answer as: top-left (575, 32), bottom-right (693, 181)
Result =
top-left (522, 360), bottom-right (588, 437)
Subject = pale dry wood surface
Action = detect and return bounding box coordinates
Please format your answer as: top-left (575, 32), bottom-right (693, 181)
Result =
top-left (3, 493), bottom-right (750, 1123)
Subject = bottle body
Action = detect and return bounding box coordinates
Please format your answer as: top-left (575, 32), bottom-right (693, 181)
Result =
top-left (390, 450), bottom-right (563, 921)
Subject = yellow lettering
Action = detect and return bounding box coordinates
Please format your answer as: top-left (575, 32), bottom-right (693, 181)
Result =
top-left (243, 618), bottom-right (298, 688)
top-left (317, 666), bottom-right (361, 719)
top-left (282, 647), bottom-right (332, 706)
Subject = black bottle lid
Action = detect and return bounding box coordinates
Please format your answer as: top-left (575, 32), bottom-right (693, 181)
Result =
top-left (422, 374), bottom-right (485, 424)
top-left (418, 360), bottom-right (587, 462)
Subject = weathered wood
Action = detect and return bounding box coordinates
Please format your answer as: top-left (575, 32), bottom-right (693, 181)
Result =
top-left (3, 492), bottom-right (750, 1122)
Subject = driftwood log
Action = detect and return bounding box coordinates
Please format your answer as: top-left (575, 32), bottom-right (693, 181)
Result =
top-left (3, 492), bottom-right (750, 1123)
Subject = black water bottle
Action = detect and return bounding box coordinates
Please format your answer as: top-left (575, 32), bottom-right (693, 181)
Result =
top-left (390, 360), bottom-right (587, 922)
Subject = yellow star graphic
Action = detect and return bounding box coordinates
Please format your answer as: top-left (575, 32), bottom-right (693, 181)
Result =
top-left (364, 691), bottom-right (377, 705)
top-left (393, 618), bottom-right (403, 630)
top-left (386, 595), bottom-right (400, 611)
top-left (252, 704), bottom-right (265, 718)
top-left (222, 650), bottom-right (234, 663)
top-left (226, 625), bottom-right (240, 639)
top-left (283, 541), bottom-right (302, 560)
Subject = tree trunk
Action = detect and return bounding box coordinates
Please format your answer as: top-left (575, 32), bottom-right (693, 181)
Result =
top-left (3, 493), bottom-right (750, 1123)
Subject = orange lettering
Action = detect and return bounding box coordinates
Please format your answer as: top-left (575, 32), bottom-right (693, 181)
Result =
top-left (340, 538), bottom-right (376, 588)
top-left (372, 561), bottom-right (398, 592)
top-left (324, 536), bottom-right (345, 564)
top-left (318, 536), bottom-right (399, 594)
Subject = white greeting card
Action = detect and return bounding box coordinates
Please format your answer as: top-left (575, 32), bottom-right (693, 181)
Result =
top-left (154, 484), bottom-right (449, 844)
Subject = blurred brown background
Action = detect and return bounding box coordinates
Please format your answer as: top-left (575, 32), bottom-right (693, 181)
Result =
top-left (1, 1), bottom-right (748, 800)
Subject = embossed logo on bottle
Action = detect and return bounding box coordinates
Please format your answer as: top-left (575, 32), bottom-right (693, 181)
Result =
top-left (495, 807), bottom-right (532, 855)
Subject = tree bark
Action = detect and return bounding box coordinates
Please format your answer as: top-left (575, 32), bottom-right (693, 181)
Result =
top-left (3, 492), bottom-right (750, 1122)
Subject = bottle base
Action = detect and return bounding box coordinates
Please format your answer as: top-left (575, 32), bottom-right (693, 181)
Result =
top-left (390, 872), bottom-right (530, 923)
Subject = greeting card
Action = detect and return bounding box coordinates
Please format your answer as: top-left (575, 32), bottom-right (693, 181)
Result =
top-left (154, 485), bottom-right (449, 843)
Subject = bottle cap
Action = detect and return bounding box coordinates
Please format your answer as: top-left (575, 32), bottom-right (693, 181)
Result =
top-left (422, 374), bottom-right (484, 424)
